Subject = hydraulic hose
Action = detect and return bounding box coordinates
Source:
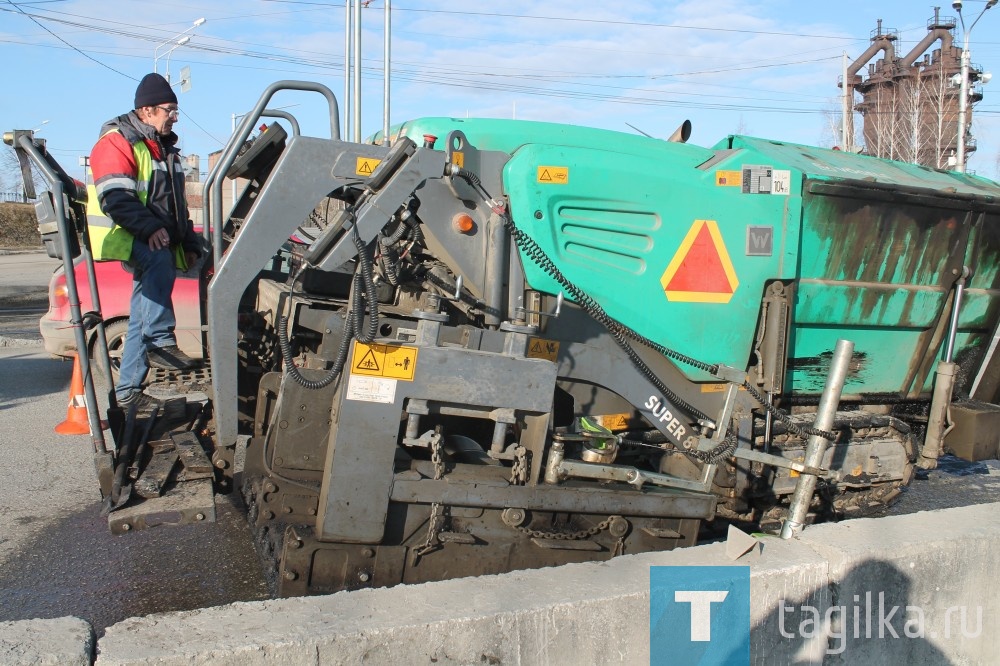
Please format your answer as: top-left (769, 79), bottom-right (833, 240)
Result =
top-left (452, 167), bottom-right (837, 443)
top-left (280, 227), bottom-right (381, 390)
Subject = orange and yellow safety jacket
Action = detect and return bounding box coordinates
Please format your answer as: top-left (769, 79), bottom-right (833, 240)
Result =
top-left (88, 112), bottom-right (200, 269)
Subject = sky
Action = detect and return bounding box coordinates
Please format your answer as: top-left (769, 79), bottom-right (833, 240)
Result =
top-left (2, 0), bottom-right (1000, 185)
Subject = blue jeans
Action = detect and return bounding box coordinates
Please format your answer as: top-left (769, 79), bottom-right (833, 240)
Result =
top-left (115, 240), bottom-right (177, 400)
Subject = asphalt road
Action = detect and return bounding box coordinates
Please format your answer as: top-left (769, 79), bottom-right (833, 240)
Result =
top-left (0, 250), bottom-right (57, 344)
top-left (0, 346), bottom-right (270, 635)
top-left (0, 251), bottom-right (269, 635)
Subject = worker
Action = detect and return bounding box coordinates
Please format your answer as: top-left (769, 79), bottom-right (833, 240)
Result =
top-left (89, 72), bottom-right (202, 408)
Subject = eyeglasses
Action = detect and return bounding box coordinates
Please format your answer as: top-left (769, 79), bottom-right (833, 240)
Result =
top-left (155, 106), bottom-right (180, 117)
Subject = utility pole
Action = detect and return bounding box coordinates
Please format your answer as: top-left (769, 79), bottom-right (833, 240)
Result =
top-left (353, 0), bottom-right (362, 142)
top-left (344, 0), bottom-right (352, 139)
top-left (383, 0), bottom-right (391, 146)
top-left (954, 0), bottom-right (997, 173)
top-left (842, 52), bottom-right (851, 151)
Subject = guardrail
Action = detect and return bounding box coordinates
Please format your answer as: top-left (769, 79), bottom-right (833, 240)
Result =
top-left (0, 191), bottom-right (35, 203)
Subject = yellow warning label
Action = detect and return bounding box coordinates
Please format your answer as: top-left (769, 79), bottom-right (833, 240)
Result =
top-left (451, 151), bottom-right (465, 168)
top-left (527, 338), bottom-right (560, 362)
top-left (351, 342), bottom-right (418, 381)
top-left (594, 413), bottom-right (630, 431)
top-left (356, 157), bottom-right (382, 177)
top-left (700, 383), bottom-right (746, 393)
top-left (715, 170), bottom-right (742, 186)
top-left (790, 457), bottom-right (805, 478)
top-left (537, 166), bottom-right (569, 184)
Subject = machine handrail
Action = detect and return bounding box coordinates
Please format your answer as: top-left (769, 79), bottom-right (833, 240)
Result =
top-left (202, 81), bottom-right (341, 265)
top-left (7, 132), bottom-right (109, 454)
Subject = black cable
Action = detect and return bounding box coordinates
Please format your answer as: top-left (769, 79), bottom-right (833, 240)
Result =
top-left (453, 168), bottom-right (838, 443)
top-left (497, 206), bottom-right (713, 423)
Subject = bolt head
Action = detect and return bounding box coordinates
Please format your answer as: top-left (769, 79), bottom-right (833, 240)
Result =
top-left (608, 516), bottom-right (630, 538)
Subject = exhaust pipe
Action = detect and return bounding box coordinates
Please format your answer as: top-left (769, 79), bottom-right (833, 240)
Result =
top-left (668, 120), bottom-right (692, 143)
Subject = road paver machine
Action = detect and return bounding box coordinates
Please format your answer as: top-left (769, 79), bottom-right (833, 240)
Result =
top-left (9, 80), bottom-right (1000, 595)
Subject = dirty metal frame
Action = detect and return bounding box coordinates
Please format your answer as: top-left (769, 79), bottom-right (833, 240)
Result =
top-left (203, 82), bottom-right (340, 453)
top-left (4, 129), bottom-right (116, 493)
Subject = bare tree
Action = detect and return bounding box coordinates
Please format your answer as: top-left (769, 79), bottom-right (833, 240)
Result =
top-left (858, 81), bottom-right (902, 161)
top-left (852, 44), bottom-right (964, 170)
top-left (918, 59), bottom-right (958, 169)
top-left (1, 145), bottom-right (45, 199)
top-left (732, 115), bottom-right (749, 137)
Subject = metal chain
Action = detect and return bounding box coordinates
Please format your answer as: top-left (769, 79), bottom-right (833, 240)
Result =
top-left (411, 436), bottom-right (447, 565)
top-left (410, 502), bottom-right (443, 565)
top-left (515, 515), bottom-right (617, 541)
top-left (430, 435), bottom-right (445, 480)
top-left (510, 446), bottom-right (528, 485)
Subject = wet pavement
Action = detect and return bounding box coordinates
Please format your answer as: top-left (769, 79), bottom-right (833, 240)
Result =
top-left (0, 493), bottom-right (269, 636)
top-left (0, 346), bottom-right (270, 637)
top-left (0, 257), bottom-right (271, 638)
top-left (0, 250), bottom-right (55, 345)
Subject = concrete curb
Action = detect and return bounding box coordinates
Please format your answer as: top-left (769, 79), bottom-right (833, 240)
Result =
top-left (84, 502), bottom-right (999, 665)
top-left (0, 336), bottom-right (43, 348)
top-left (0, 617), bottom-right (93, 665)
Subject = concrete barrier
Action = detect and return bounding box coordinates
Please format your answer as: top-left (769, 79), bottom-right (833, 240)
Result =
top-left (4, 504), bottom-right (995, 664)
top-left (0, 616), bottom-right (93, 665)
top-left (87, 502), bottom-right (998, 665)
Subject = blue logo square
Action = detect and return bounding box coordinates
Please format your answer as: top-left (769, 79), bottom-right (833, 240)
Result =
top-left (650, 566), bottom-right (750, 665)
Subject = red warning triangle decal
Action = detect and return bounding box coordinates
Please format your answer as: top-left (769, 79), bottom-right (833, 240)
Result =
top-left (665, 224), bottom-right (733, 293)
top-left (660, 220), bottom-right (739, 303)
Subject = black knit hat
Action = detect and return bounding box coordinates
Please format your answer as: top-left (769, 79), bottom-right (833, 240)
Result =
top-left (134, 73), bottom-right (177, 109)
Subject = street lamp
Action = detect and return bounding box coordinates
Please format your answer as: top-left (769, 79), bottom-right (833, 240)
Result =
top-left (153, 18), bottom-right (206, 83)
top-left (954, 0), bottom-right (996, 173)
top-left (163, 35), bottom-right (191, 84)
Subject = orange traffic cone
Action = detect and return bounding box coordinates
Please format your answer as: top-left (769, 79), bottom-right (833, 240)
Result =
top-left (55, 354), bottom-right (94, 435)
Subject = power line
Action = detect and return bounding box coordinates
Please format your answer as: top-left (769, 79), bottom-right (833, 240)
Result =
top-left (2, 1), bottom-right (136, 80)
top-left (260, 0), bottom-right (857, 41)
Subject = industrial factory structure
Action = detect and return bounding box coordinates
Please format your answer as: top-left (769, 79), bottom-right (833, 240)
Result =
top-left (841, 8), bottom-right (987, 170)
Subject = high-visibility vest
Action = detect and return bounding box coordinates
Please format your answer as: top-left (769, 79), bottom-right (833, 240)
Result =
top-left (88, 131), bottom-right (187, 269)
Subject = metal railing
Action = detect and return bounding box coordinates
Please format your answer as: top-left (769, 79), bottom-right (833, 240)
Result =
top-left (0, 191), bottom-right (35, 203)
